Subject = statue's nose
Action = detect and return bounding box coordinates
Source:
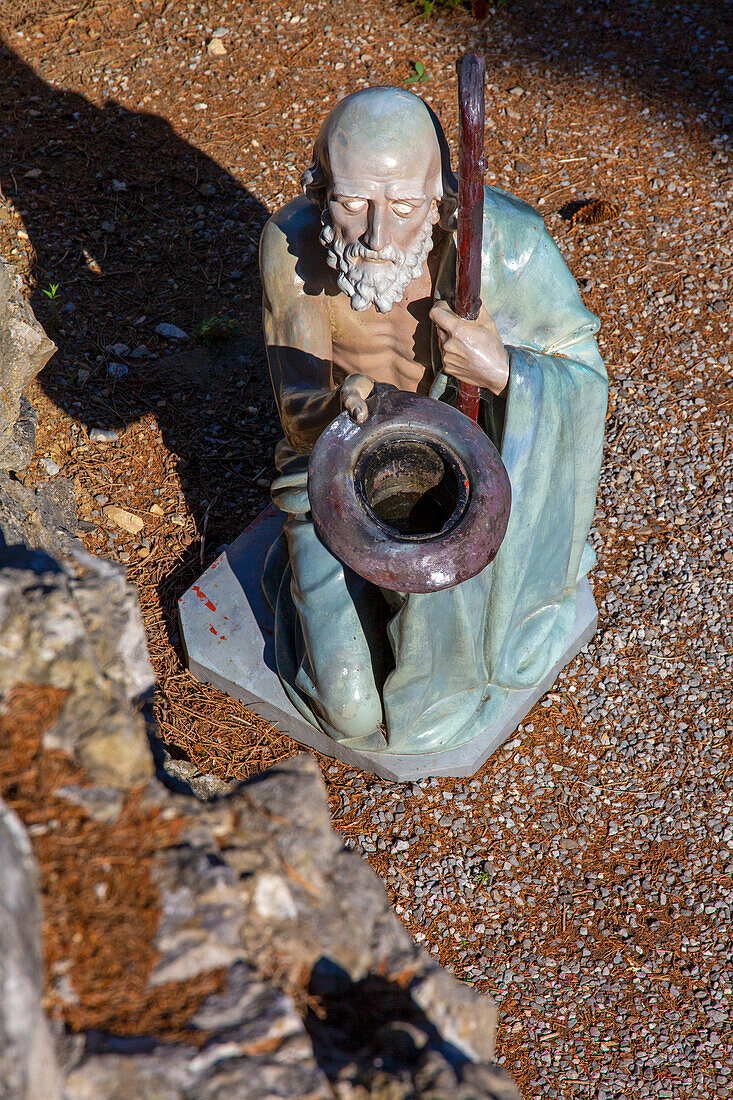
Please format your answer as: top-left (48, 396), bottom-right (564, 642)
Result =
top-left (363, 205), bottom-right (387, 252)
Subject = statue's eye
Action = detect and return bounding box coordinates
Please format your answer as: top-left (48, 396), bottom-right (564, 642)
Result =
top-left (340, 199), bottom-right (367, 213)
top-left (392, 201), bottom-right (415, 217)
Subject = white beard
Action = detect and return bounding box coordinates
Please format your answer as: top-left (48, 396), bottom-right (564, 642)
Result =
top-left (320, 209), bottom-right (434, 313)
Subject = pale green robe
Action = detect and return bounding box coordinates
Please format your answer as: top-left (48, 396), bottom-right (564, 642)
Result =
top-left (263, 186), bottom-right (607, 753)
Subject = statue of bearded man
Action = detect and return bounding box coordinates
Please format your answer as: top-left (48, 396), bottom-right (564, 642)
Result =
top-left (259, 86), bottom-right (607, 753)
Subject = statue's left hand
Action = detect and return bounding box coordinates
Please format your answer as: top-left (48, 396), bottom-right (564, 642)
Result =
top-left (340, 374), bottom-right (375, 424)
top-left (429, 301), bottom-right (509, 397)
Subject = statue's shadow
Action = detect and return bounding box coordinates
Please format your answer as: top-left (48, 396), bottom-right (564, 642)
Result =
top-left (0, 43), bottom-right (276, 638)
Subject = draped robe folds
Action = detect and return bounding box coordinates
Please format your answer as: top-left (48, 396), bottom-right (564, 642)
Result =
top-left (262, 185), bottom-right (608, 754)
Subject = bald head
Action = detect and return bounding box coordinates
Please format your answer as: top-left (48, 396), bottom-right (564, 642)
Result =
top-left (320, 88), bottom-right (442, 196)
top-left (302, 89), bottom-right (456, 312)
top-left (304, 87), bottom-right (452, 211)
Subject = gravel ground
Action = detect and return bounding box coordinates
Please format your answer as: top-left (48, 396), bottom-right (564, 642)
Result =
top-left (1, 0), bottom-right (731, 1095)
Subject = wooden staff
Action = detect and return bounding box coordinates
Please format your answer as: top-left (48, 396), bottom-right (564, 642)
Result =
top-left (455, 51), bottom-right (486, 423)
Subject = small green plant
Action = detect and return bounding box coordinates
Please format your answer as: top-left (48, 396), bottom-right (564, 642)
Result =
top-left (41, 282), bottom-right (61, 328)
top-left (195, 314), bottom-right (240, 347)
top-left (412, 0), bottom-right (463, 15)
top-left (406, 60), bottom-right (430, 83)
top-left (413, 0), bottom-right (496, 15)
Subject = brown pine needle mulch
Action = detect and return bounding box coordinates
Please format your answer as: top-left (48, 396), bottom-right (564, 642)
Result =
top-left (0, 684), bottom-right (224, 1045)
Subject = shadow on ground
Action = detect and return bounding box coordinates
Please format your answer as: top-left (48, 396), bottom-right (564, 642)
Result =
top-left (0, 44), bottom-right (277, 536)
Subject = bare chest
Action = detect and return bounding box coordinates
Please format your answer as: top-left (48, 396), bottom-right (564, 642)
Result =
top-left (328, 288), bottom-right (434, 395)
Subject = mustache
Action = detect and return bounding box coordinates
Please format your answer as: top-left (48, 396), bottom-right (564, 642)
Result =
top-left (343, 241), bottom-right (406, 265)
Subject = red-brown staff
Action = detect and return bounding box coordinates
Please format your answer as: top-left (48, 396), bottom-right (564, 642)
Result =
top-left (454, 51), bottom-right (486, 423)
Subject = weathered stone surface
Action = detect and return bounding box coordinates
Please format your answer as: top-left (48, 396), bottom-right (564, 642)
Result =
top-left (73, 705), bottom-right (153, 788)
top-left (0, 393), bottom-right (37, 473)
top-left (0, 470), bottom-right (79, 557)
top-left (410, 967), bottom-right (498, 1066)
top-left (131, 756), bottom-right (520, 1097)
top-left (411, 1053), bottom-right (522, 1100)
top-left (150, 844), bottom-right (245, 986)
top-left (0, 797), bottom-right (62, 1100)
top-left (189, 965), bottom-right (332, 1098)
top-left (331, 1048), bottom-right (520, 1100)
top-left (62, 1049), bottom-right (191, 1100)
top-left (68, 554), bottom-right (155, 701)
top-left (222, 756), bottom-right (437, 1004)
top-left (0, 547), bottom-right (154, 789)
top-left (158, 746), bottom-right (240, 800)
top-left (54, 785), bottom-right (124, 825)
top-left (0, 260), bottom-right (55, 471)
top-left (192, 1042), bottom-right (332, 1100)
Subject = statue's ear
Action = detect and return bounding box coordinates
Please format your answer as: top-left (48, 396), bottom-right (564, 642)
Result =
top-left (438, 193), bottom-right (458, 232)
top-left (302, 161), bottom-right (327, 209)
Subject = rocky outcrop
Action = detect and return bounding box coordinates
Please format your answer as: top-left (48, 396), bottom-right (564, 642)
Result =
top-left (0, 549), bottom-right (154, 790)
top-left (0, 260), bottom-right (55, 471)
top-left (0, 260), bottom-right (80, 558)
top-left (0, 797), bottom-right (62, 1100)
top-left (0, 470), bottom-right (80, 557)
top-left (60, 755), bottom-right (519, 1100)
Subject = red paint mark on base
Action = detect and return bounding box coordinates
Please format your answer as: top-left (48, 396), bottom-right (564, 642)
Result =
top-left (247, 502), bottom-right (279, 531)
top-left (209, 625), bottom-right (218, 635)
top-left (193, 585), bottom-right (216, 612)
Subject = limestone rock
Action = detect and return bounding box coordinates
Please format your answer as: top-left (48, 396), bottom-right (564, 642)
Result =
top-left (155, 322), bottom-right (189, 341)
top-left (102, 505), bottom-right (144, 536)
top-left (0, 547), bottom-right (154, 789)
top-left (0, 470), bottom-right (79, 557)
top-left (150, 844), bottom-right (245, 986)
top-left (192, 1042), bottom-right (332, 1100)
top-left (411, 1052), bottom-right (522, 1100)
top-left (411, 966), bottom-right (498, 1064)
top-left (62, 1049), bottom-right (191, 1100)
top-left (0, 394), bottom-right (37, 473)
top-left (68, 554), bottom-right (155, 702)
top-left (190, 964), bottom-right (332, 1098)
top-left (74, 705), bottom-right (153, 788)
top-left (0, 797), bottom-right (62, 1100)
top-left (158, 745), bottom-right (240, 800)
top-left (0, 260), bottom-right (56, 471)
top-left (0, 527), bottom-right (517, 1097)
top-left (224, 755), bottom-right (427, 996)
top-left (54, 785), bottom-right (124, 824)
top-left (88, 427), bottom-right (119, 443)
top-left (131, 757), bottom-right (520, 1097)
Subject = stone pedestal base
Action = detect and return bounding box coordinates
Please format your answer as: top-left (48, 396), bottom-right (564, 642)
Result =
top-left (179, 507), bottom-right (598, 782)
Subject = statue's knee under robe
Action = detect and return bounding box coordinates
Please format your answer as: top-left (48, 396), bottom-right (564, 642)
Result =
top-left (283, 512), bottom-right (387, 741)
top-left (264, 494), bottom-right (514, 752)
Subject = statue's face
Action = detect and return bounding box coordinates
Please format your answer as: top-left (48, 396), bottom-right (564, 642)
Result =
top-left (325, 143), bottom-right (441, 259)
top-left (320, 140), bottom-right (442, 313)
